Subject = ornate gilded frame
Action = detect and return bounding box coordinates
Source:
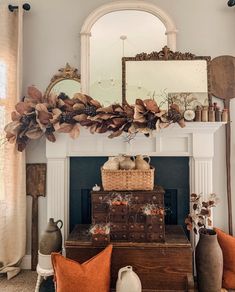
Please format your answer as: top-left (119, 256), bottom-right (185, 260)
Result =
top-left (45, 63), bottom-right (81, 97)
top-left (122, 46), bottom-right (211, 105)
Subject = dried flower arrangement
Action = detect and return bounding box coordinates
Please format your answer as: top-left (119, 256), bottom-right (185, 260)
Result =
top-left (3, 86), bottom-right (185, 151)
top-left (185, 193), bottom-right (219, 234)
top-left (142, 204), bottom-right (165, 216)
top-left (89, 223), bottom-right (110, 235)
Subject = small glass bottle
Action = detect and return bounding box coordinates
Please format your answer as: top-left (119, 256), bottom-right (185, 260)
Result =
top-left (222, 108), bottom-right (228, 123)
top-left (201, 106), bottom-right (208, 122)
top-left (208, 106), bottom-right (215, 122)
top-left (195, 106), bottom-right (202, 122)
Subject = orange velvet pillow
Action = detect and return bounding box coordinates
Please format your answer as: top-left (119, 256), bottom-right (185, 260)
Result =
top-left (51, 245), bottom-right (113, 292)
top-left (214, 228), bottom-right (235, 289)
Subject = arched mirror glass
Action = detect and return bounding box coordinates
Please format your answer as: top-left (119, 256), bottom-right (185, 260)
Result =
top-left (90, 10), bottom-right (167, 105)
top-left (45, 63), bottom-right (81, 98)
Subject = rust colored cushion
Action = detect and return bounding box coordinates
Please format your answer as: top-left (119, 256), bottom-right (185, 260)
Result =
top-left (214, 228), bottom-right (235, 289)
top-left (51, 245), bottom-right (113, 292)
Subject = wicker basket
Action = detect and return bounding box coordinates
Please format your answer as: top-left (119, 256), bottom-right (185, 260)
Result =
top-left (101, 167), bottom-right (155, 191)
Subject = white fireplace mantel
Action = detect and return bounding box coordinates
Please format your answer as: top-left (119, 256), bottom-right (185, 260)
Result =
top-left (46, 122), bottom-right (225, 241)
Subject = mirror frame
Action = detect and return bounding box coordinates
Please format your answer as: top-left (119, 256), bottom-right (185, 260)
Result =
top-left (45, 63), bottom-right (81, 97)
top-left (122, 46), bottom-right (211, 105)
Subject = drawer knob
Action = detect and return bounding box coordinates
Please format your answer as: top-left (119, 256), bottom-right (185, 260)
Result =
top-left (140, 234), bottom-right (144, 239)
top-left (152, 196), bottom-right (157, 200)
top-left (123, 234), bottom-right (127, 239)
top-left (135, 196), bottom-right (139, 200)
top-left (99, 196), bottom-right (102, 200)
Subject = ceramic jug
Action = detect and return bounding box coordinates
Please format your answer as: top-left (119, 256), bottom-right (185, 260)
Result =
top-left (39, 218), bottom-right (63, 254)
top-left (116, 266), bottom-right (142, 292)
top-left (119, 155), bottom-right (135, 170)
top-left (103, 156), bottom-right (119, 170)
top-left (135, 155), bottom-right (151, 170)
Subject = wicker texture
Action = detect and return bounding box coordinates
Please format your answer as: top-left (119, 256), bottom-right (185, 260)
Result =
top-left (101, 167), bottom-right (155, 191)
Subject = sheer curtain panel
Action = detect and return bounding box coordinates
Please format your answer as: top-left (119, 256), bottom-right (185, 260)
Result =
top-left (0, 0), bottom-right (26, 279)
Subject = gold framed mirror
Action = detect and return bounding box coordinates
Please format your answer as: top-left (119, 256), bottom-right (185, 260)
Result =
top-left (122, 46), bottom-right (211, 110)
top-left (45, 63), bottom-right (81, 98)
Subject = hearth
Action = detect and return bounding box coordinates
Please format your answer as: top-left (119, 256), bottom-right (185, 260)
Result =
top-left (69, 157), bottom-right (189, 233)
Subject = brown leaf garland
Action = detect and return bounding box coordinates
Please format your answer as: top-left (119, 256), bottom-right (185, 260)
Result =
top-left (4, 87), bottom-right (186, 151)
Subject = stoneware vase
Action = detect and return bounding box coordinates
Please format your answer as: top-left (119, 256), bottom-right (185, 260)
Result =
top-left (195, 229), bottom-right (223, 292)
top-left (135, 154), bottom-right (151, 170)
top-left (103, 156), bottom-right (119, 170)
top-left (39, 218), bottom-right (63, 255)
top-left (119, 156), bottom-right (135, 170)
top-left (116, 266), bottom-right (142, 292)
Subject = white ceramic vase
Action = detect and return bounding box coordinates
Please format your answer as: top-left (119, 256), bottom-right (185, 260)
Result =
top-left (116, 266), bottom-right (142, 292)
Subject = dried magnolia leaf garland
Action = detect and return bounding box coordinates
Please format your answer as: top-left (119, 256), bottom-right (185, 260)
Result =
top-left (4, 86), bottom-right (185, 152)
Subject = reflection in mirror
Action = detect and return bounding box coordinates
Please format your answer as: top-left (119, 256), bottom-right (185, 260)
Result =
top-left (90, 10), bottom-right (167, 105)
top-left (45, 63), bottom-right (81, 98)
top-left (122, 47), bottom-right (211, 110)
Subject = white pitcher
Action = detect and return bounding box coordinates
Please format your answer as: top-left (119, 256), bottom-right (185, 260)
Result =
top-left (116, 266), bottom-right (142, 292)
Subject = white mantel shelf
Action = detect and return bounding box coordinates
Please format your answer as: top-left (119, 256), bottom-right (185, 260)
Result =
top-left (46, 122), bottom-right (225, 158)
top-left (45, 122), bottom-right (225, 242)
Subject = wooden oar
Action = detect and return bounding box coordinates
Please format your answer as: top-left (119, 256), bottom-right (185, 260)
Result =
top-left (211, 56), bottom-right (235, 235)
top-left (26, 164), bottom-right (46, 270)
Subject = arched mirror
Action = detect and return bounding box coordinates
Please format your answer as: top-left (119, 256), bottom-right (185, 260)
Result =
top-left (45, 63), bottom-right (81, 98)
top-left (89, 10), bottom-right (167, 105)
top-left (81, 1), bottom-right (177, 104)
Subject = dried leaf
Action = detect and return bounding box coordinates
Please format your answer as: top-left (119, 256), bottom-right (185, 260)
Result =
top-left (193, 227), bottom-right (198, 234)
top-left (73, 103), bottom-right (85, 111)
top-left (89, 124), bottom-right (97, 134)
top-left (11, 111), bottom-right (21, 121)
top-left (15, 102), bottom-right (33, 114)
top-left (37, 110), bottom-right (52, 125)
top-left (112, 118), bottom-right (126, 126)
top-left (108, 130), bottom-right (123, 139)
top-left (170, 104), bottom-right (180, 112)
top-left (207, 218), bottom-right (212, 226)
top-left (135, 99), bottom-right (145, 107)
top-left (193, 203), bottom-right (198, 210)
top-left (45, 132), bottom-right (56, 142)
top-left (73, 114), bottom-right (87, 122)
top-left (47, 93), bottom-right (58, 107)
top-left (57, 123), bottom-right (74, 133)
top-left (4, 121), bottom-right (21, 135)
top-left (96, 105), bottom-right (114, 113)
top-left (144, 99), bottom-right (159, 113)
top-left (89, 99), bottom-right (102, 108)
top-left (25, 128), bottom-right (43, 139)
top-left (200, 209), bottom-right (209, 216)
top-left (178, 118), bottom-right (185, 128)
top-left (35, 103), bottom-right (48, 112)
top-left (69, 124), bottom-right (80, 139)
top-left (73, 93), bottom-right (90, 104)
top-left (6, 132), bottom-right (16, 143)
top-left (28, 86), bottom-right (43, 102)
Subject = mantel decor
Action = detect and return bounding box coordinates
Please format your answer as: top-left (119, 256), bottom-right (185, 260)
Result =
top-left (4, 86), bottom-right (185, 152)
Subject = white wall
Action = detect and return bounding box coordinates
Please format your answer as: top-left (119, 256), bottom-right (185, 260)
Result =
top-left (23, 0), bottom-right (235, 256)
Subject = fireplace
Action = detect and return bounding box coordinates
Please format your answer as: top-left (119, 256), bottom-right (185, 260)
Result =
top-left (46, 122), bottom-right (224, 246)
top-left (69, 157), bottom-right (189, 233)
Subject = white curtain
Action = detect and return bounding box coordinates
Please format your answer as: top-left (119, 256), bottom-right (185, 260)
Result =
top-left (0, 0), bottom-right (26, 280)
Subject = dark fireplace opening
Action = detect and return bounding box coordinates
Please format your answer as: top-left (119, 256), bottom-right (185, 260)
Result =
top-left (70, 157), bottom-right (189, 233)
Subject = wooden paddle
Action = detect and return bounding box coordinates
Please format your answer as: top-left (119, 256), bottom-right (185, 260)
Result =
top-left (211, 56), bottom-right (235, 235)
top-left (26, 163), bottom-right (46, 270)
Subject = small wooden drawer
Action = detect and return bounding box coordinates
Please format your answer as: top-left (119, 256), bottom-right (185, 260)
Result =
top-left (146, 232), bottom-right (165, 242)
top-left (146, 223), bottom-right (164, 232)
top-left (110, 232), bottom-right (128, 241)
top-left (129, 232), bottom-right (146, 242)
top-left (129, 223), bottom-right (145, 232)
top-left (110, 223), bottom-right (128, 232)
top-left (110, 214), bottom-right (128, 223)
top-left (92, 203), bottom-right (108, 212)
top-left (92, 234), bottom-right (110, 246)
top-left (93, 213), bottom-right (109, 223)
top-left (110, 205), bottom-right (129, 215)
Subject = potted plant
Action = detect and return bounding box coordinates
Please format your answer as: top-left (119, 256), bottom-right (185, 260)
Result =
top-left (185, 193), bottom-right (222, 292)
